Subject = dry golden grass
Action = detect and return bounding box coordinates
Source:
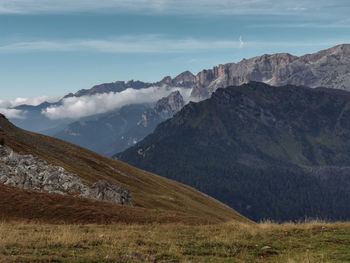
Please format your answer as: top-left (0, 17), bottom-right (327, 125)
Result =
top-left (0, 184), bottom-right (224, 225)
top-left (0, 221), bottom-right (349, 262)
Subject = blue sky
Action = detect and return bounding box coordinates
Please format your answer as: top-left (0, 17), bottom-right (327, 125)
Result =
top-left (1, 0), bottom-right (350, 100)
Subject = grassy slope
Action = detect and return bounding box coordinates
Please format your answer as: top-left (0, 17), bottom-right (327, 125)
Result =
top-left (0, 184), bottom-right (211, 225)
top-left (0, 115), bottom-right (248, 224)
top-left (0, 221), bottom-right (349, 262)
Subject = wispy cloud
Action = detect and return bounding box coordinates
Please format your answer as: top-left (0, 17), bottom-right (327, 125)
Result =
top-left (3, 34), bottom-right (348, 54)
top-left (239, 36), bottom-right (244, 48)
top-left (0, 0), bottom-right (347, 16)
top-left (42, 86), bottom-right (192, 120)
top-left (0, 36), bottom-right (243, 53)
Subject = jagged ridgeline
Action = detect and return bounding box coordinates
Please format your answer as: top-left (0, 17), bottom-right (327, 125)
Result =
top-left (191, 44), bottom-right (350, 100)
top-left (0, 113), bottom-right (248, 224)
top-left (117, 82), bottom-right (350, 222)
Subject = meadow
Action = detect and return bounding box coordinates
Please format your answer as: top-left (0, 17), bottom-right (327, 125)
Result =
top-left (0, 221), bottom-right (349, 263)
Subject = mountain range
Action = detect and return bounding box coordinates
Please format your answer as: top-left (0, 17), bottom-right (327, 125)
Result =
top-left (191, 44), bottom-right (350, 100)
top-left (8, 44), bottom-right (350, 158)
top-left (2, 44), bottom-right (350, 223)
top-left (117, 82), bottom-right (350, 222)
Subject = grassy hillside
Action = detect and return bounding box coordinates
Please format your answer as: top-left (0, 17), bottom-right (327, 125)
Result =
top-left (0, 221), bottom-right (349, 262)
top-left (0, 114), bottom-right (248, 224)
top-left (0, 184), bottom-right (218, 225)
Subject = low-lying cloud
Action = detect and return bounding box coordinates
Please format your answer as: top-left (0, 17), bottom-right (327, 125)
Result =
top-left (0, 95), bottom-right (58, 108)
top-left (0, 95), bottom-right (59, 119)
top-left (42, 86), bottom-right (192, 120)
top-left (0, 108), bottom-right (26, 119)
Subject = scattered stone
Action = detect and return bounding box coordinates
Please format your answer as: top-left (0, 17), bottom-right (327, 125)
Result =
top-left (261, 246), bottom-right (271, 250)
top-left (0, 145), bottom-right (133, 206)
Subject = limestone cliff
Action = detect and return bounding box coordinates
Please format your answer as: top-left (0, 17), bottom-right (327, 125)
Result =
top-left (191, 44), bottom-right (350, 100)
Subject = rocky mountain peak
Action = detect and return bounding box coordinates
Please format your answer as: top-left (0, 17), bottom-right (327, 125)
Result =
top-left (190, 44), bottom-right (350, 100)
top-left (173, 71), bottom-right (196, 85)
top-left (154, 90), bottom-right (184, 114)
top-left (138, 91), bottom-right (185, 129)
top-left (323, 43), bottom-right (350, 55)
top-left (159, 76), bottom-right (172, 85)
top-left (157, 72), bottom-right (196, 89)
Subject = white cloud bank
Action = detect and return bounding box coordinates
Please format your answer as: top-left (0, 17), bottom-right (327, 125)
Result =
top-left (42, 86), bottom-right (192, 120)
top-left (0, 108), bottom-right (26, 119)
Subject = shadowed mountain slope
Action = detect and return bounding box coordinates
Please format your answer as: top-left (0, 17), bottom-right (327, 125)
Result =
top-left (117, 82), bottom-right (350, 222)
top-left (0, 114), bottom-right (248, 224)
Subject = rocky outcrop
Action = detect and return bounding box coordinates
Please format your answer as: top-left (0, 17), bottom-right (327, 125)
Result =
top-left (89, 181), bottom-right (133, 205)
top-left (0, 145), bottom-right (133, 206)
top-left (138, 91), bottom-right (185, 128)
top-left (191, 44), bottom-right (350, 100)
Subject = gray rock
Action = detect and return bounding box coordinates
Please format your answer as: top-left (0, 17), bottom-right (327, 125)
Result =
top-left (0, 145), bottom-right (133, 205)
top-left (190, 44), bottom-right (350, 100)
top-left (86, 180), bottom-right (133, 206)
top-left (138, 91), bottom-right (185, 128)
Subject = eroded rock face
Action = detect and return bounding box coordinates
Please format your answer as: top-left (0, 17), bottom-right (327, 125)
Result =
top-left (88, 181), bottom-right (133, 206)
top-left (191, 44), bottom-right (350, 100)
top-left (0, 145), bottom-right (133, 206)
top-left (138, 91), bottom-right (185, 128)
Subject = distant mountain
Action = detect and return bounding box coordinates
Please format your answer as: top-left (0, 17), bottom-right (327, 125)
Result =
top-left (191, 44), bottom-right (350, 100)
top-left (7, 44), bottom-right (350, 156)
top-left (64, 70), bottom-right (196, 98)
top-left (11, 102), bottom-right (71, 134)
top-left (54, 91), bottom-right (185, 156)
top-left (117, 91), bottom-right (185, 153)
top-left (117, 82), bottom-right (350, 222)
top-left (0, 113), bottom-right (247, 224)
top-left (54, 104), bottom-right (150, 156)
top-left (9, 71), bottom-right (196, 134)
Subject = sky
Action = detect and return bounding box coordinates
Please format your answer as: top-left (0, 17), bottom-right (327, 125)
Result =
top-left (1, 0), bottom-right (350, 100)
